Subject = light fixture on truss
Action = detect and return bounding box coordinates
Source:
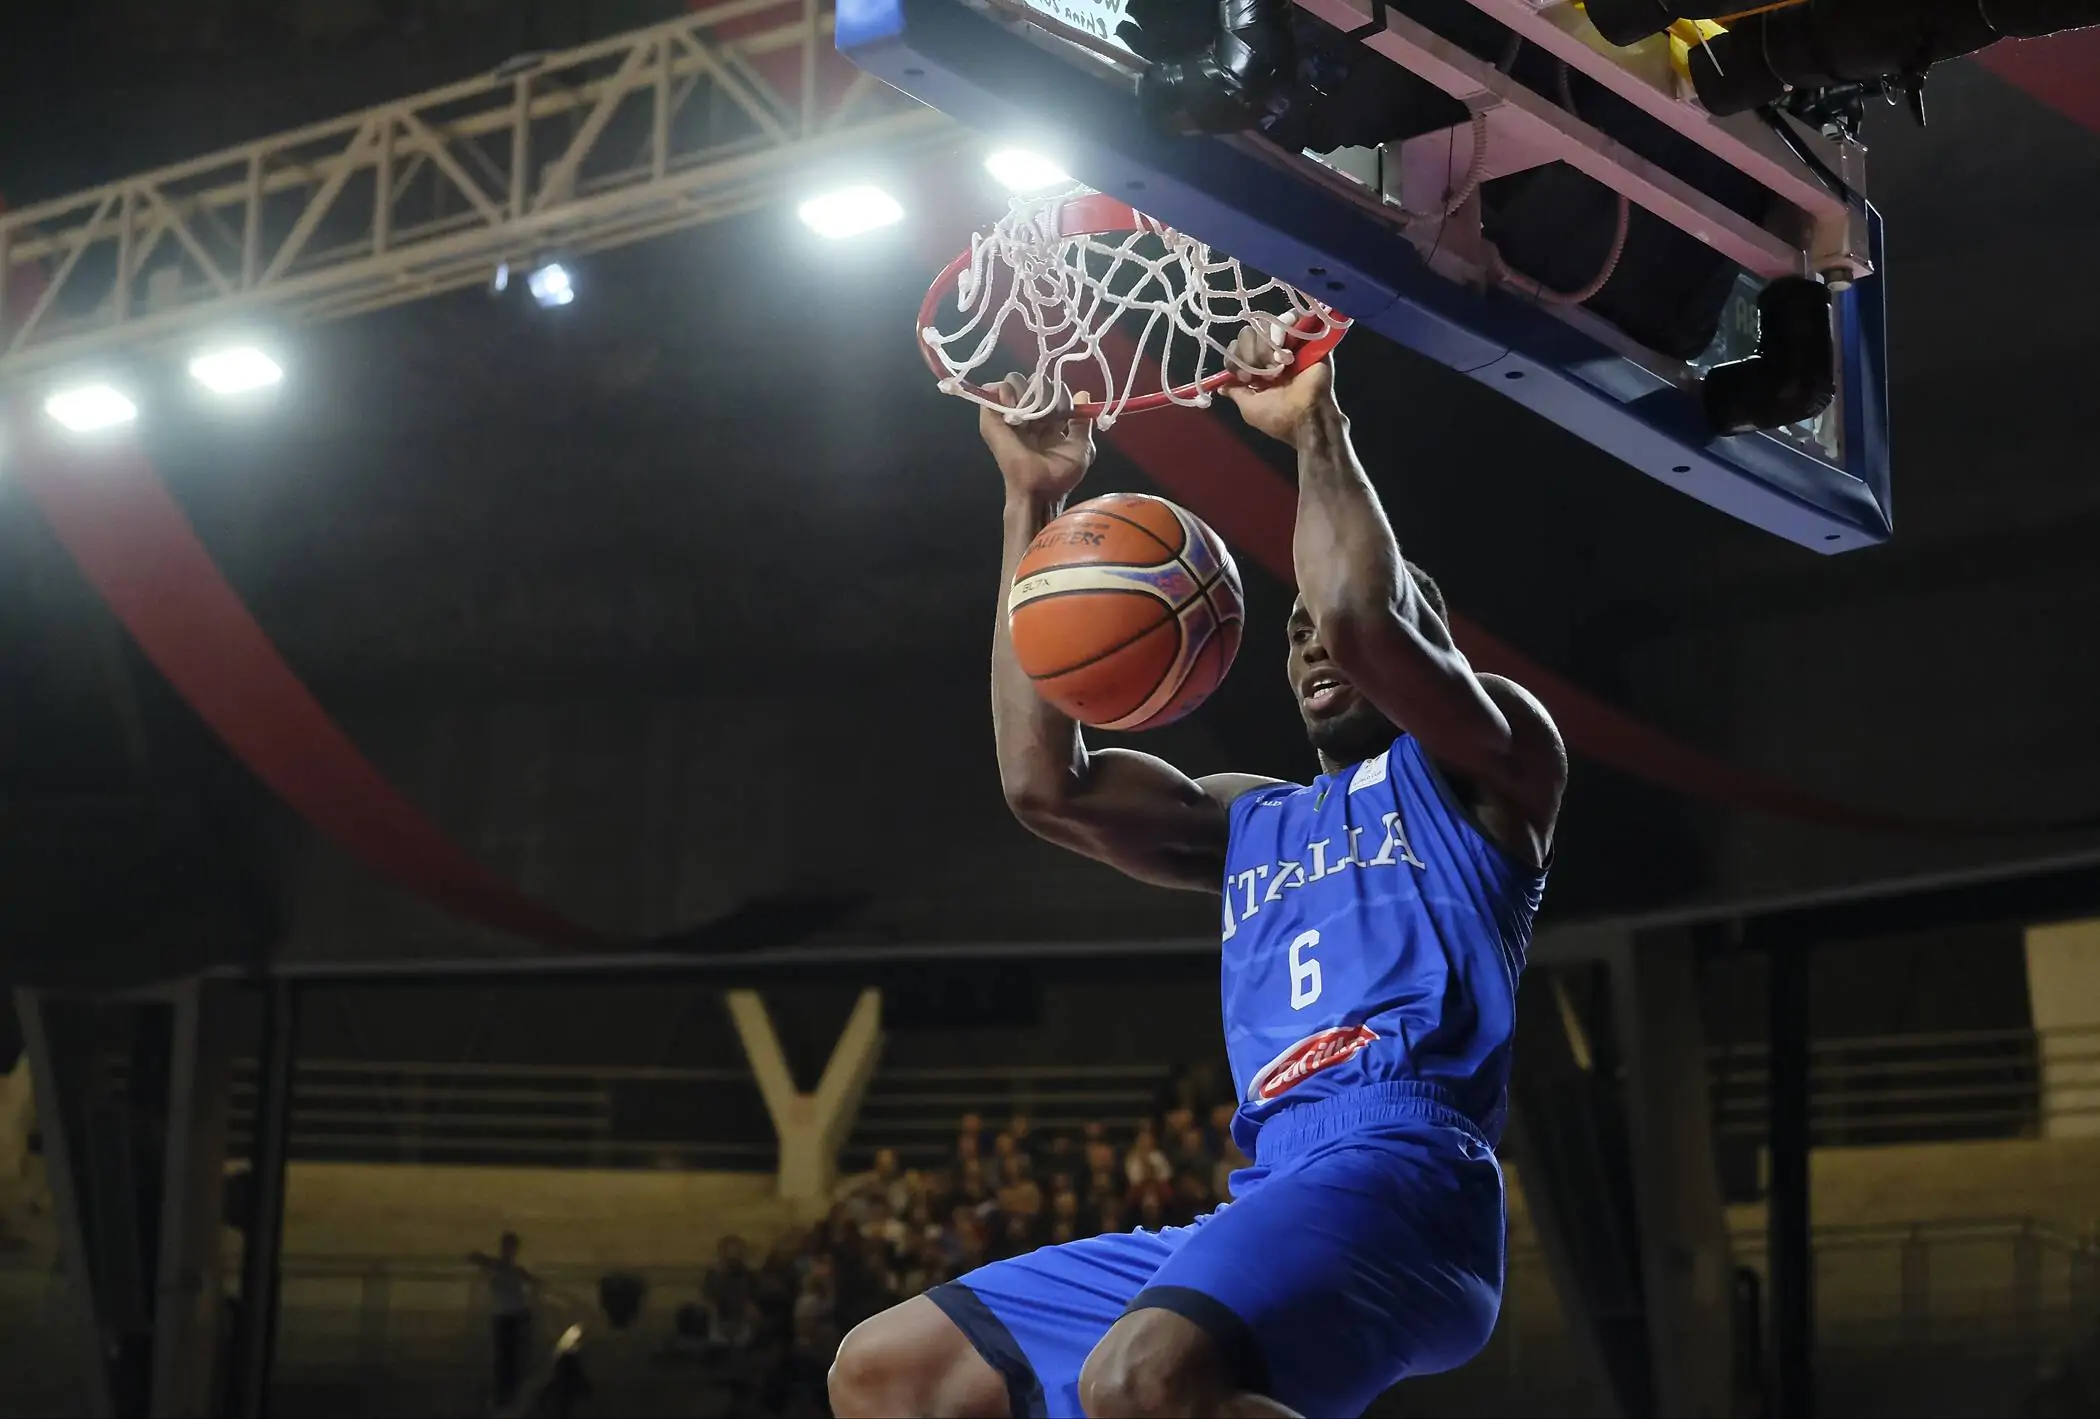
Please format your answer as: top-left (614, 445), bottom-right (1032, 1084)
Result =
top-left (44, 382), bottom-right (141, 434)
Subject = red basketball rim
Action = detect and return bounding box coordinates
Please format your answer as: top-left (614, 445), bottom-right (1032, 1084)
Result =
top-left (919, 191), bottom-right (1352, 422)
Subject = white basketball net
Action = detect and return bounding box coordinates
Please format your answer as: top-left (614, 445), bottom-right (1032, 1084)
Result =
top-left (923, 186), bottom-right (1347, 428)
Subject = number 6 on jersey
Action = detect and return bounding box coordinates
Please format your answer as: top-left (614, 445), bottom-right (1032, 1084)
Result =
top-left (1289, 929), bottom-right (1322, 1010)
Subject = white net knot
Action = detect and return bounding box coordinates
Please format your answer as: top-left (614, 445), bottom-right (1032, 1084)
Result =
top-left (921, 186), bottom-right (1346, 429)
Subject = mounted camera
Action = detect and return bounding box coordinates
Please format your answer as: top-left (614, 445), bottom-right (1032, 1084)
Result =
top-left (1588, 0), bottom-right (2100, 128)
top-left (1121, 0), bottom-right (1472, 152)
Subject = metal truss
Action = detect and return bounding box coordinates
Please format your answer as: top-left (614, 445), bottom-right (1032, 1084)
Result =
top-left (0, 2), bottom-right (954, 379)
top-left (1290, 0), bottom-right (1865, 285)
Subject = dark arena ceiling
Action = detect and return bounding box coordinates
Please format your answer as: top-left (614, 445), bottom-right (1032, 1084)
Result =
top-left (3, 1), bottom-right (2100, 980)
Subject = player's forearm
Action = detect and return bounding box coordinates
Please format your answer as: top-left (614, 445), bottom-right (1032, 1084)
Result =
top-left (993, 492), bottom-right (1089, 813)
top-left (1290, 401), bottom-right (1411, 634)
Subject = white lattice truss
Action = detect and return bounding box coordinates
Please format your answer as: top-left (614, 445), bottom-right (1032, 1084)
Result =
top-left (0, 3), bottom-right (952, 378)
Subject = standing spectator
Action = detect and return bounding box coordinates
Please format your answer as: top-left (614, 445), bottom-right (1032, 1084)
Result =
top-left (902, 1196), bottom-right (938, 1248)
top-left (1123, 1125), bottom-right (1172, 1192)
top-left (703, 1235), bottom-right (756, 1347)
top-left (1083, 1132), bottom-right (1119, 1183)
top-left (790, 1253), bottom-right (840, 1405)
top-left (955, 1113), bottom-right (984, 1167)
top-left (996, 1158), bottom-right (1043, 1225)
top-left (991, 1212), bottom-right (1039, 1261)
top-left (941, 1205), bottom-right (981, 1270)
top-left (816, 1204), bottom-right (859, 1262)
top-left (954, 1157), bottom-right (993, 1215)
top-left (753, 1234), bottom-right (802, 1345)
top-left (1155, 1064), bottom-right (1195, 1120)
top-left (834, 1232), bottom-right (897, 1333)
top-left (1161, 1106), bottom-right (1197, 1153)
top-left (862, 1197), bottom-right (908, 1255)
top-left (954, 1218), bottom-right (989, 1276)
top-left (1169, 1172), bottom-right (1212, 1227)
top-left (1049, 1184), bottom-right (1084, 1238)
top-left (894, 1168), bottom-right (927, 1216)
top-left (1007, 1112), bottom-right (1038, 1166)
top-left (989, 1130), bottom-right (1022, 1188)
top-left (794, 1255), bottom-right (837, 1334)
top-left (467, 1231), bottom-right (537, 1410)
top-left (834, 1147), bottom-right (904, 1222)
top-left (898, 1235), bottom-right (948, 1296)
top-left (1081, 1120), bottom-right (1110, 1173)
top-left (1039, 1132), bottom-right (1082, 1194)
top-left (921, 1166), bottom-right (957, 1221)
top-left (1169, 1123), bottom-right (1209, 1176)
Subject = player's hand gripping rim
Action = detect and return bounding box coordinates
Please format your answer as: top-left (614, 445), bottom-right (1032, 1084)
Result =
top-left (981, 374), bottom-right (1098, 503)
top-left (1224, 319), bottom-right (1338, 444)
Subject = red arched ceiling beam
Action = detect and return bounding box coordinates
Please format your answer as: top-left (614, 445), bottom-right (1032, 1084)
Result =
top-left (1978, 29), bottom-right (2100, 135)
top-left (4, 403), bottom-right (606, 947)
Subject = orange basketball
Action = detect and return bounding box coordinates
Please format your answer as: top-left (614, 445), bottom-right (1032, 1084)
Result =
top-left (1009, 493), bottom-right (1245, 731)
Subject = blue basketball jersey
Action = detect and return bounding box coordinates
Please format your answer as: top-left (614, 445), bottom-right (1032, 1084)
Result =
top-left (1219, 734), bottom-right (1546, 1158)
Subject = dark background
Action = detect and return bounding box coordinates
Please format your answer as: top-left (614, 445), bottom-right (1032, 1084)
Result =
top-left (2, 0), bottom-right (2098, 980)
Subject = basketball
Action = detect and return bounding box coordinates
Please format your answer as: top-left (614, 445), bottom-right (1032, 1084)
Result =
top-left (1008, 493), bottom-right (1245, 731)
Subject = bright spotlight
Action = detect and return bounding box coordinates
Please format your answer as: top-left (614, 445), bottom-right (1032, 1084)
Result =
top-left (797, 186), bottom-right (904, 240)
top-left (526, 261), bottom-right (575, 308)
top-left (44, 383), bottom-right (139, 434)
top-left (985, 149), bottom-right (1072, 192)
top-left (189, 346), bottom-right (284, 396)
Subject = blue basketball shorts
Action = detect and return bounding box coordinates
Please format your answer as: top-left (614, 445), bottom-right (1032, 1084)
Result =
top-left (925, 1083), bottom-right (1506, 1418)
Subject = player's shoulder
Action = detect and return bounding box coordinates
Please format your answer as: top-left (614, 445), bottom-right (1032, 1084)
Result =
top-left (1478, 675), bottom-right (1565, 762)
top-left (1198, 772), bottom-right (1293, 812)
top-left (1476, 674), bottom-right (1556, 733)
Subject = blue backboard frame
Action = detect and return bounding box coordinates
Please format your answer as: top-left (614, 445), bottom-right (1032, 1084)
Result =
top-left (839, 0), bottom-right (1894, 552)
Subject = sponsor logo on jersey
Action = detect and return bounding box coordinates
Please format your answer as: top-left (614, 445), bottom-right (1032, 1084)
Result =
top-left (1247, 1024), bottom-right (1379, 1101)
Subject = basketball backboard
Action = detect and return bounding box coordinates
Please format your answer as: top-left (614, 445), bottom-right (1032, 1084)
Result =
top-left (837, 0), bottom-right (1893, 552)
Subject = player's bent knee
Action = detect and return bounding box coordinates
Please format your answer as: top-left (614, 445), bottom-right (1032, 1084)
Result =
top-left (829, 1295), bottom-right (1010, 1419)
top-left (828, 1310), bottom-right (936, 1419)
top-left (826, 1319), bottom-right (891, 1419)
top-left (1078, 1309), bottom-right (1234, 1419)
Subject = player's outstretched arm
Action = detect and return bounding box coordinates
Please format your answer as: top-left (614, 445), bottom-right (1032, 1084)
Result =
top-left (1225, 336), bottom-right (1565, 867)
top-left (983, 378), bottom-right (1274, 893)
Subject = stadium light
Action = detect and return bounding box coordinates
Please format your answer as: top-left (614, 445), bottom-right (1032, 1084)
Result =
top-left (44, 383), bottom-right (139, 434)
top-left (492, 258), bottom-right (576, 308)
top-left (985, 148), bottom-right (1072, 192)
top-left (526, 261), bottom-right (575, 308)
top-left (189, 345), bottom-right (284, 396)
top-left (797, 186), bottom-right (904, 240)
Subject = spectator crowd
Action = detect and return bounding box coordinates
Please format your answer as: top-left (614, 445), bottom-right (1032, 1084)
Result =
top-left (687, 1082), bottom-right (1246, 1415)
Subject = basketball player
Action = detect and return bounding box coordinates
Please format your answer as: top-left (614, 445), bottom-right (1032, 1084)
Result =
top-left (829, 329), bottom-right (1566, 1418)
